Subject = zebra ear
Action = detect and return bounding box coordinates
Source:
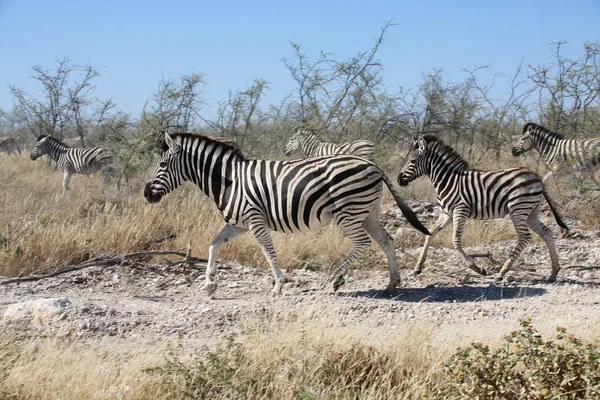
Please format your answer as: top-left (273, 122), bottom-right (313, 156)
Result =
top-left (417, 136), bottom-right (426, 154)
top-left (164, 132), bottom-right (180, 153)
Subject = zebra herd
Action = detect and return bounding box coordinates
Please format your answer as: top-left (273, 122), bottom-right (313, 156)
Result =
top-left (4, 123), bottom-right (597, 295)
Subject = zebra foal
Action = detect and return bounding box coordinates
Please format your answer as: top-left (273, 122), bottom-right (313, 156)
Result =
top-left (145, 132), bottom-right (429, 296)
top-left (30, 135), bottom-right (113, 196)
top-left (398, 135), bottom-right (567, 281)
top-left (284, 127), bottom-right (375, 158)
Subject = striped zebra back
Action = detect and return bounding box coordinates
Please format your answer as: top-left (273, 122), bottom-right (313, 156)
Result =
top-left (513, 123), bottom-right (600, 169)
top-left (284, 127), bottom-right (375, 158)
top-left (0, 137), bottom-right (21, 156)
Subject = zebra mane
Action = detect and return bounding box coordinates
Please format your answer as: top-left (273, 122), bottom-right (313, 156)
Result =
top-left (523, 122), bottom-right (565, 140)
top-left (163, 133), bottom-right (246, 160)
top-left (421, 135), bottom-right (470, 171)
top-left (37, 135), bottom-right (71, 147)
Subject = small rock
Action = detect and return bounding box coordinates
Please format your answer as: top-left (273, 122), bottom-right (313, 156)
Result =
top-left (3, 298), bottom-right (72, 329)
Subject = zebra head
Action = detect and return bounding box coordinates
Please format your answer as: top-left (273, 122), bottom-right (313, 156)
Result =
top-left (512, 123), bottom-right (536, 156)
top-left (397, 136), bottom-right (428, 187)
top-left (30, 135), bottom-right (50, 160)
top-left (144, 132), bottom-right (184, 203)
top-left (284, 127), bottom-right (302, 157)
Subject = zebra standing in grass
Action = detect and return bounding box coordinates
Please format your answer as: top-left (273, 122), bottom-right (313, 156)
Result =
top-left (0, 137), bottom-right (22, 156)
top-left (30, 135), bottom-right (113, 196)
top-left (398, 135), bottom-right (568, 281)
top-left (512, 122), bottom-right (600, 183)
top-left (145, 132), bottom-right (429, 296)
top-left (284, 127), bottom-right (375, 158)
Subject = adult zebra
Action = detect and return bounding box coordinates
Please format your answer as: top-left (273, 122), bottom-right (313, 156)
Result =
top-left (0, 137), bottom-right (21, 156)
top-left (30, 135), bottom-right (113, 196)
top-left (284, 127), bottom-right (375, 158)
top-left (144, 132), bottom-right (430, 296)
top-left (398, 135), bottom-right (567, 282)
top-left (512, 122), bottom-right (600, 183)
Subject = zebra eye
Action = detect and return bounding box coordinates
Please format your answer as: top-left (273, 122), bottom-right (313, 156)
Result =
top-left (159, 161), bottom-right (167, 168)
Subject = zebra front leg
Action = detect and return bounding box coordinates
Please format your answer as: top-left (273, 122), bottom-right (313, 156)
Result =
top-left (362, 211), bottom-right (400, 295)
top-left (62, 171), bottom-right (72, 197)
top-left (414, 213), bottom-right (452, 275)
top-left (248, 221), bottom-right (285, 296)
top-left (496, 212), bottom-right (532, 281)
top-left (204, 224), bottom-right (247, 296)
top-left (527, 212), bottom-right (560, 282)
top-left (452, 210), bottom-right (486, 276)
top-left (331, 217), bottom-right (371, 292)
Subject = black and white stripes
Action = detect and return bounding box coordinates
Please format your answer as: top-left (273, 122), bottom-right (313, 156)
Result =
top-left (145, 132), bottom-right (429, 295)
top-left (0, 137), bottom-right (21, 156)
top-left (512, 122), bottom-right (600, 182)
top-left (398, 135), bottom-right (567, 281)
top-left (30, 135), bottom-right (113, 195)
top-left (284, 127), bottom-right (375, 158)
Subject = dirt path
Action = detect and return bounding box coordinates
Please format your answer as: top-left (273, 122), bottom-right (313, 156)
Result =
top-left (2, 203), bottom-right (600, 346)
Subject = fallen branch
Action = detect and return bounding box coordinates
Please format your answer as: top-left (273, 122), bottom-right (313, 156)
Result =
top-left (0, 249), bottom-right (234, 286)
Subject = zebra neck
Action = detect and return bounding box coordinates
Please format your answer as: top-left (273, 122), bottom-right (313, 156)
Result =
top-left (533, 132), bottom-right (562, 161)
top-left (426, 155), bottom-right (469, 197)
top-left (187, 147), bottom-right (238, 210)
top-left (300, 134), bottom-right (322, 155)
top-left (47, 143), bottom-right (69, 161)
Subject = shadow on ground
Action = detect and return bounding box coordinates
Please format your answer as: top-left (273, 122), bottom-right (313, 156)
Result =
top-left (342, 284), bottom-right (547, 303)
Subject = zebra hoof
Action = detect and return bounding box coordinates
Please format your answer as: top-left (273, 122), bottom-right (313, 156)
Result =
top-left (203, 282), bottom-right (218, 296)
top-left (332, 277), bottom-right (345, 292)
top-left (480, 268), bottom-right (487, 276)
top-left (494, 273), bottom-right (504, 282)
top-left (383, 287), bottom-right (398, 297)
top-left (413, 269), bottom-right (423, 276)
top-left (547, 275), bottom-right (557, 283)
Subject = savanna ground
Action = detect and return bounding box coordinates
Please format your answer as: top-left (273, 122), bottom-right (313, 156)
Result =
top-left (1, 154), bottom-right (600, 399)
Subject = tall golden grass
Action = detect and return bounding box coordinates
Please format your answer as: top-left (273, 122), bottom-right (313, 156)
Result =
top-left (2, 149), bottom-right (595, 277)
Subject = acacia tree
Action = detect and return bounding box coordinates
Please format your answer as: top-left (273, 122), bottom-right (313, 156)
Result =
top-left (9, 58), bottom-right (111, 146)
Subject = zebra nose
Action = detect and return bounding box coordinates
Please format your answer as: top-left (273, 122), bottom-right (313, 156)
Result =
top-left (511, 147), bottom-right (520, 156)
top-left (144, 182), bottom-right (162, 203)
top-left (397, 175), bottom-right (409, 187)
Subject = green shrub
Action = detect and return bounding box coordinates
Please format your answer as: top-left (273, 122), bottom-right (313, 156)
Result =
top-left (433, 318), bottom-right (600, 399)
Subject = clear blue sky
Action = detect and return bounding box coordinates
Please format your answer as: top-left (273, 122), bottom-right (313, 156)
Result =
top-left (0, 0), bottom-right (599, 120)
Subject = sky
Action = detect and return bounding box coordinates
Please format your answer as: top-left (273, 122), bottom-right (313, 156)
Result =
top-left (0, 0), bottom-right (599, 120)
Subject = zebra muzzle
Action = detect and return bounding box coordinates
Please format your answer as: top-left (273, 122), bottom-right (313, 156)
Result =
top-left (144, 182), bottom-right (163, 203)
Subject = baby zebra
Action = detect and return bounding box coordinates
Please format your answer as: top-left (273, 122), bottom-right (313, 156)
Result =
top-left (0, 137), bottom-right (21, 156)
top-left (145, 132), bottom-right (430, 296)
top-left (284, 127), bottom-right (375, 158)
top-left (398, 135), bottom-right (568, 281)
top-left (30, 135), bottom-right (113, 196)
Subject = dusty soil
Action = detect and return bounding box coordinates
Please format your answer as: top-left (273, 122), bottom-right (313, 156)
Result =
top-left (2, 201), bottom-right (600, 346)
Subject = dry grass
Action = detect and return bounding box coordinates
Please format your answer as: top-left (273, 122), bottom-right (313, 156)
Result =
top-left (2, 149), bottom-right (598, 278)
top-left (1, 304), bottom-right (599, 400)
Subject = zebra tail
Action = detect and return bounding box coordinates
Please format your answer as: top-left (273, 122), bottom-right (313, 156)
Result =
top-left (542, 186), bottom-right (569, 230)
top-left (381, 173), bottom-right (431, 236)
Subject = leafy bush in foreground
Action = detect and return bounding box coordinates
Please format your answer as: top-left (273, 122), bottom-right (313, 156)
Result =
top-left (434, 317), bottom-right (600, 399)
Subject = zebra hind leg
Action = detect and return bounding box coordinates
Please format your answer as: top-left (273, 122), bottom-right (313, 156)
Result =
top-left (496, 211), bottom-right (532, 281)
top-left (362, 211), bottom-right (400, 296)
top-left (204, 224), bottom-right (247, 296)
top-left (527, 211), bottom-right (560, 282)
top-left (331, 215), bottom-right (372, 292)
top-left (248, 220), bottom-right (286, 296)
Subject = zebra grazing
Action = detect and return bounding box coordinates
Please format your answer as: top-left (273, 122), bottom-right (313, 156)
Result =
top-left (512, 122), bottom-right (600, 183)
top-left (0, 137), bottom-right (22, 156)
top-left (284, 127), bottom-right (375, 158)
top-left (145, 132), bottom-right (430, 296)
top-left (398, 135), bottom-right (568, 282)
top-left (30, 135), bottom-right (113, 196)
